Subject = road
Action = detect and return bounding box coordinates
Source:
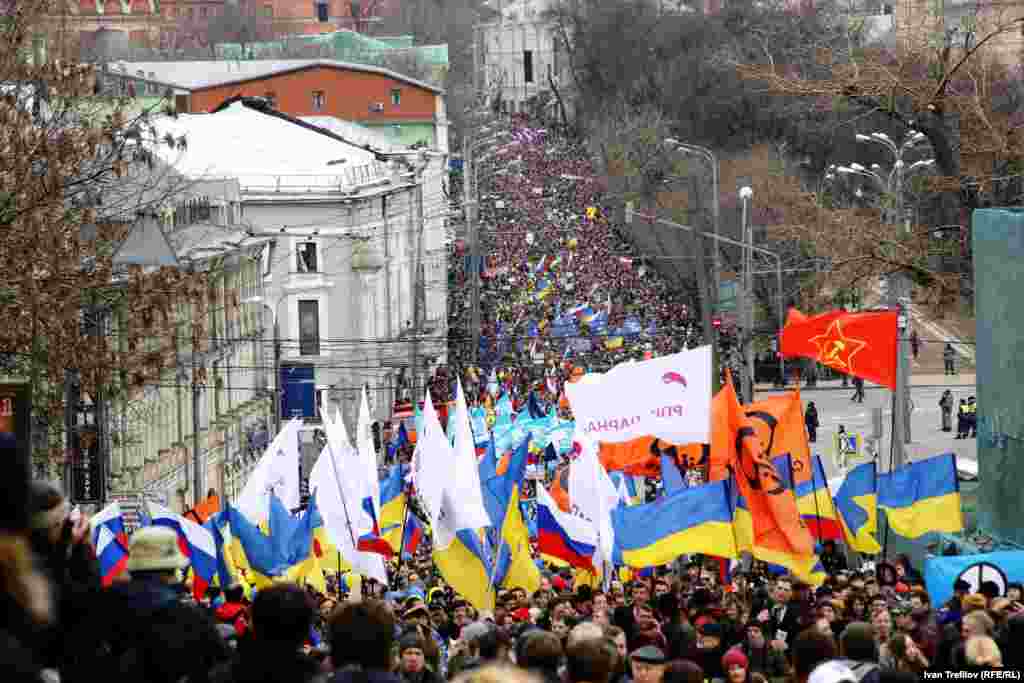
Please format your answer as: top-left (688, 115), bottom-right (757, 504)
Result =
top-left (753, 383), bottom-right (978, 481)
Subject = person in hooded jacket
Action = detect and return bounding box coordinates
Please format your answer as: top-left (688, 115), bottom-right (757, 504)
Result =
top-left (328, 599), bottom-right (402, 683)
top-left (211, 583), bottom-right (324, 683)
top-left (102, 526), bottom-right (229, 683)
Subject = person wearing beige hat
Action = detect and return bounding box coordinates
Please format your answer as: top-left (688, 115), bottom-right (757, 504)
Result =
top-left (95, 525), bottom-right (229, 682)
top-left (125, 526), bottom-right (190, 577)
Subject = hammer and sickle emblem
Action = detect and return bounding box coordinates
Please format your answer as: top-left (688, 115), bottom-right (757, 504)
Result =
top-left (825, 340), bottom-right (846, 364)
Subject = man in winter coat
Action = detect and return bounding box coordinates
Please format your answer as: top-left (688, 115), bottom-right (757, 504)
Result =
top-left (210, 583), bottom-right (323, 683)
top-left (805, 402), bottom-right (820, 443)
top-left (102, 526), bottom-right (230, 682)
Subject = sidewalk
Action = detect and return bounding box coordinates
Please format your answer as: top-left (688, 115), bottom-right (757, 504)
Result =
top-left (755, 373), bottom-right (976, 393)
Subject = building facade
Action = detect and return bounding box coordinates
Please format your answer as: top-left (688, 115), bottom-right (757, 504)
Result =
top-left (133, 98), bottom-right (446, 505)
top-left (475, 0), bottom-right (574, 117)
top-left (101, 59), bottom-right (448, 152)
top-left (47, 1), bottom-right (397, 52)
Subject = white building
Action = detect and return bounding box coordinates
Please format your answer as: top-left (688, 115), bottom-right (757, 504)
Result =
top-left (151, 98), bottom-right (447, 480)
top-left (475, 0), bottom-right (575, 117)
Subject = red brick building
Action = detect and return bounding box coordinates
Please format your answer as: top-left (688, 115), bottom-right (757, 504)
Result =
top-left (105, 59), bottom-right (448, 150)
top-left (48, 0), bottom-right (400, 52)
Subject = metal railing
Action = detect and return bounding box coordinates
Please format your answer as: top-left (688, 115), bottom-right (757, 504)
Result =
top-left (239, 162), bottom-right (390, 194)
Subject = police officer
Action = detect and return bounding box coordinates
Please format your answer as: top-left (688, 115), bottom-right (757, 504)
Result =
top-left (956, 399), bottom-right (969, 439)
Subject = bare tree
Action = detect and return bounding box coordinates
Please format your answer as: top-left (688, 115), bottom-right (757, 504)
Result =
top-left (735, 0), bottom-right (1024, 306)
top-left (5, 5), bottom-right (211, 469)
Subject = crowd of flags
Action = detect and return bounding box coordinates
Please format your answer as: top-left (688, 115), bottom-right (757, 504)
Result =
top-left (88, 309), bottom-right (965, 607)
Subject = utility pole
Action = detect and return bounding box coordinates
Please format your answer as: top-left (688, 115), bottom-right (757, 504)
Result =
top-left (411, 168), bottom-right (427, 403)
top-left (191, 343), bottom-right (202, 508)
top-left (688, 175), bottom-right (717, 390)
top-left (891, 162), bottom-right (912, 466)
top-left (739, 186), bottom-right (755, 403)
top-left (272, 315), bottom-right (281, 434)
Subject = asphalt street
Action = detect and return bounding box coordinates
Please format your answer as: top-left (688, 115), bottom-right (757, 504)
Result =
top-left (753, 383), bottom-right (978, 481)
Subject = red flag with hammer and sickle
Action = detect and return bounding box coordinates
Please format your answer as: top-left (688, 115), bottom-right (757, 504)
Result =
top-left (780, 308), bottom-right (899, 390)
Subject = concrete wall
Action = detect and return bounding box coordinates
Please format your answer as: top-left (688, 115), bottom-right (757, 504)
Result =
top-left (972, 208), bottom-right (1024, 546)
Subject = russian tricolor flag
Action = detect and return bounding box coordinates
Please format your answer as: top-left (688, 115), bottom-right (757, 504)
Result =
top-left (536, 487), bottom-right (596, 569)
top-left (146, 502), bottom-right (218, 600)
top-left (91, 502), bottom-right (129, 587)
top-left (401, 513), bottom-right (424, 560)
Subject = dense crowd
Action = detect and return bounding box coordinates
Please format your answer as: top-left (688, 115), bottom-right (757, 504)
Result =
top-left (445, 115), bottom-right (709, 407)
top-left (4, 469), bottom-right (1022, 683)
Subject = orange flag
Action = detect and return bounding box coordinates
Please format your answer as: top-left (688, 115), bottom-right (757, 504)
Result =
top-left (780, 308), bottom-right (898, 390)
top-left (742, 391), bottom-right (813, 486)
top-left (711, 373), bottom-right (816, 559)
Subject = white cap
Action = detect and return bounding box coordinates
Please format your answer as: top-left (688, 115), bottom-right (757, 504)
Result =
top-left (808, 660), bottom-right (857, 683)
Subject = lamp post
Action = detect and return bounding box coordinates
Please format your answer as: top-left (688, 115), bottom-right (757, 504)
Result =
top-left (665, 139), bottom-right (722, 314)
top-left (739, 186), bottom-right (756, 402)
top-left (830, 131), bottom-right (935, 466)
top-left (463, 128), bottom-right (512, 363)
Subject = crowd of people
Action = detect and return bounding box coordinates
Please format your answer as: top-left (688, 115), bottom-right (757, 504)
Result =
top-left (3, 471), bottom-right (1022, 683)
top-left (444, 115), bottom-right (713, 409)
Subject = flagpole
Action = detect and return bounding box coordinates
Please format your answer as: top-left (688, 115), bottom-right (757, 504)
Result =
top-left (324, 441), bottom-right (358, 550)
top-left (395, 476), bottom-right (412, 575)
top-left (882, 390), bottom-right (898, 560)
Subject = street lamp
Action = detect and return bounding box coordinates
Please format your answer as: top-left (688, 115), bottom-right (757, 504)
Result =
top-left (463, 128), bottom-right (513, 363)
top-left (665, 139), bottom-right (722, 309)
top-left (834, 130), bottom-right (936, 464)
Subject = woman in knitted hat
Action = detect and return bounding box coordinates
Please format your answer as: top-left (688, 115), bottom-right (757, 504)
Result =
top-left (723, 648), bottom-right (752, 683)
top-left (398, 632), bottom-right (442, 683)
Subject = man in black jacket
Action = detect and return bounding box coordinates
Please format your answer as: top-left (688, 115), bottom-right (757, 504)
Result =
top-left (210, 583), bottom-right (323, 683)
top-left (104, 526), bottom-right (230, 683)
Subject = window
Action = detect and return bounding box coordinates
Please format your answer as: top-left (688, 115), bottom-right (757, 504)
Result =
top-left (200, 6), bottom-right (207, 17)
top-left (523, 50), bottom-right (534, 84)
top-left (316, 0), bottom-right (329, 21)
top-left (296, 241), bottom-right (318, 273)
top-left (298, 300), bottom-right (320, 356)
top-left (311, 90), bottom-right (325, 111)
top-left (264, 91), bottom-right (276, 108)
top-left (391, 88), bottom-right (402, 106)
top-left (262, 3), bottom-right (274, 17)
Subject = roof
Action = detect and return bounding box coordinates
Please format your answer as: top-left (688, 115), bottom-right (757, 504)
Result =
top-left (301, 115), bottom-right (410, 154)
top-left (109, 59), bottom-right (444, 94)
top-left (149, 100), bottom-right (391, 194)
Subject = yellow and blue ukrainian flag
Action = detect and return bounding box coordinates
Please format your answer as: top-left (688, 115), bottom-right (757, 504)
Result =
top-left (878, 452), bottom-right (963, 539)
top-left (378, 464), bottom-right (408, 554)
top-left (832, 461), bottom-right (882, 554)
top-left (485, 436), bottom-right (542, 594)
top-left (612, 478), bottom-right (737, 568)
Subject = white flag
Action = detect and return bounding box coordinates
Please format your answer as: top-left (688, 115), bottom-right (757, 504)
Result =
top-left (237, 418), bottom-right (302, 522)
top-left (412, 389), bottom-right (451, 530)
top-left (565, 346), bottom-right (712, 444)
top-left (309, 435), bottom-right (386, 584)
top-left (568, 428), bottom-right (618, 567)
top-left (451, 379), bottom-right (490, 532)
top-left (357, 387), bottom-right (381, 532)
